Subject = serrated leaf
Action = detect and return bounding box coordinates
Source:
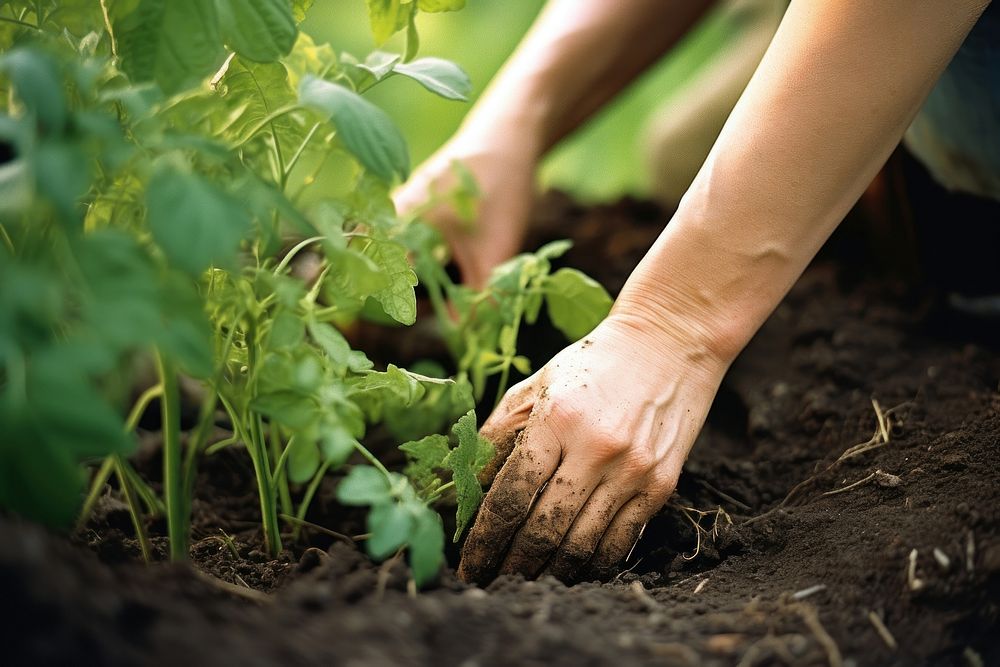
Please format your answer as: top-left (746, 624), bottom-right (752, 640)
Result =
top-left (115, 0), bottom-right (225, 94)
top-left (363, 239), bottom-right (417, 324)
top-left (298, 75), bottom-right (409, 182)
top-left (146, 165), bottom-right (252, 275)
top-left (250, 390), bottom-right (317, 430)
top-left (444, 409), bottom-right (493, 541)
top-left (367, 501), bottom-right (414, 559)
top-left (408, 507), bottom-right (444, 585)
top-left (544, 268), bottom-right (613, 341)
top-left (292, 0), bottom-right (314, 22)
top-left (393, 58), bottom-right (470, 101)
top-left (215, 0), bottom-right (297, 63)
top-left (216, 57), bottom-right (301, 149)
top-left (336, 465), bottom-right (391, 505)
top-left (399, 434), bottom-right (449, 490)
top-left (357, 364), bottom-right (425, 405)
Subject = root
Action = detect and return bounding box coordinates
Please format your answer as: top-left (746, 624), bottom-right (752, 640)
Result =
top-left (867, 610), bottom-right (898, 651)
top-left (670, 503), bottom-right (733, 561)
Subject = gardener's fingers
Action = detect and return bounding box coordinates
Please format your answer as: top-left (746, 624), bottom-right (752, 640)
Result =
top-left (457, 420), bottom-right (561, 584)
top-left (478, 378), bottom-right (536, 484)
top-left (539, 483), bottom-right (631, 582)
top-left (497, 458), bottom-right (604, 578)
top-left (583, 490), bottom-right (670, 581)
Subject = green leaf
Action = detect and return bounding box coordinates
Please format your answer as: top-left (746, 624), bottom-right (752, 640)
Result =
top-left (0, 49), bottom-right (68, 135)
top-left (356, 364), bottom-right (425, 406)
top-left (215, 58), bottom-right (300, 149)
top-left (115, 0), bottom-right (225, 94)
top-left (298, 75), bottom-right (410, 182)
top-left (307, 320), bottom-right (373, 373)
top-left (366, 0), bottom-right (414, 45)
top-left (544, 268), bottom-right (613, 341)
top-left (393, 58), bottom-right (471, 101)
top-left (363, 238), bottom-right (417, 325)
top-left (417, 0), bottom-right (465, 11)
top-left (408, 506), bottom-right (444, 585)
top-left (146, 165), bottom-right (252, 276)
top-left (336, 465), bottom-right (391, 505)
top-left (34, 140), bottom-right (91, 225)
top-left (268, 309), bottom-right (305, 349)
top-left (287, 437), bottom-right (320, 484)
top-left (215, 0), bottom-right (297, 63)
top-left (250, 391), bottom-right (317, 430)
top-left (292, 0), bottom-right (315, 22)
top-left (443, 409), bottom-right (493, 541)
top-left (367, 501), bottom-right (414, 559)
top-left (399, 433), bottom-right (449, 490)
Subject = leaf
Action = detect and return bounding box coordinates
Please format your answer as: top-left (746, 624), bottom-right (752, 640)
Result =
top-left (268, 309), bottom-right (305, 349)
top-left (366, 0), bottom-right (414, 45)
top-left (356, 364), bottom-right (425, 406)
top-left (357, 51), bottom-right (401, 82)
top-left (363, 239), bottom-right (417, 325)
top-left (0, 49), bottom-right (68, 135)
top-left (544, 268), bottom-right (613, 341)
top-left (336, 465), bottom-right (391, 505)
top-left (393, 58), bottom-right (471, 101)
top-left (292, 0), bottom-right (315, 22)
top-left (399, 433), bottom-right (449, 490)
top-left (115, 0), bottom-right (225, 94)
top-left (536, 239), bottom-right (573, 261)
top-left (307, 321), bottom-right (373, 373)
top-left (408, 506), bottom-right (444, 585)
top-left (250, 391), bottom-right (317, 430)
top-left (215, 58), bottom-right (301, 150)
top-left (443, 410), bottom-right (493, 541)
top-left (298, 75), bottom-right (409, 182)
top-left (215, 0), bottom-right (297, 63)
top-left (417, 0), bottom-right (465, 11)
top-left (146, 165), bottom-right (252, 275)
top-left (366, 501), bottom-right (414, 559)
top-left (287, 436), bottom-right (320, 484)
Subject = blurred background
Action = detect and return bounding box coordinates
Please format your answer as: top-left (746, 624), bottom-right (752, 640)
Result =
top-left (304, 1), bottom-right (740, 203)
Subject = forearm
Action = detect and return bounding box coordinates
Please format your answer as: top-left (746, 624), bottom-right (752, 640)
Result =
top-left (458, 0), bottom-right (715, 155)
top-left (615, 0), bottom-right (990, 362)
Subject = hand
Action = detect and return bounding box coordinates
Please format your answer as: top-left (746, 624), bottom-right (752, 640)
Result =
top-left (457, 311), bottom-right (729, 584)
top-left (393, 134), bottom-right (537, 289)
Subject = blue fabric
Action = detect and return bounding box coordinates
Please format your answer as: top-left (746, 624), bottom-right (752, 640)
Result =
top-left (904, 4), bottom-right (1000, 201)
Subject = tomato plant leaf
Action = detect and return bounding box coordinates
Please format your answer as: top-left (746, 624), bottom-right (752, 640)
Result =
top-left (363, 238), bottom-right (418, 324)
top-left (417, 0), bottom-right (465, 11)
top-left (393, 58), bottom-right (471, 101)
top-left (443, 410), bottom-right (493, 541)
top-left (286, 437), bottom-right (321, 484)
top-left (115, 0), bottom-right (225, 94)
top-left (543, 268), bottom-right (613, 341)
top-left (367, 501), bottom-right (414, 559)
top-left (307, 320), bottom-right (374, 373)
top-left (215, 0), bottom-right (297, 63)
top-left (146, 165), bottom-right (252, 276)
top-left (298, 75), bottom-right (410, 182)
top-left (366, 0), bottom-right (414, 45)
top-left (336, 465), bottom-right (391, 506)
top-left (408, 506), bottom-right (444, 585)
top-left (291, 0), bottom-right (315, 22)
top-left (399, 433), bottom-right (449, 490)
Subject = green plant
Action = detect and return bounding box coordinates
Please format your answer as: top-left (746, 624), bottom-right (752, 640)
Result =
top-left (0, 0), bottom-right (610, 586)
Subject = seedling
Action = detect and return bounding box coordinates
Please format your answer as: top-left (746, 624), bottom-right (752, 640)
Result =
top-left (0, 1), bottom-right (612, 586)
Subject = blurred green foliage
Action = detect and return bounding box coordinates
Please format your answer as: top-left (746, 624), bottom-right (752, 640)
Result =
top-left (308, 1), bottom-right (733, 201)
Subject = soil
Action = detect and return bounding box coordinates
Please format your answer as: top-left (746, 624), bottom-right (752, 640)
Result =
top-left (4, 189), bottom-right (1000, 666)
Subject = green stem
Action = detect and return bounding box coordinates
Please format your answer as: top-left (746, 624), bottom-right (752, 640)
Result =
top-left (77, 457), bottom-right (115, 529)
top-left (353, 441), bottom-right (392, 480)
top-left (274, 235), bottom-right (324, 276)
top-left (0, 15), bottom-right (39, 29)
top-left (270, 424), bottom-right (293, 517)
top-left (205, 435), bottom-right (239, 456)
top-left (114, 456), bottom-right (153, 563)
top-left (235, 104), bottom-right (301, 149)
top-left (292, 460), bottom-right (331, 542)
top-left (248, 414), bottom-right (283, 555)
top-left (125, 383), bottom-right (163, 431)
top-left (157, 351), bottom-right (187, 562)
top-left (283, 122), bottom-right (321, 181)
top-left (119, 460), bottom-right (165, 516)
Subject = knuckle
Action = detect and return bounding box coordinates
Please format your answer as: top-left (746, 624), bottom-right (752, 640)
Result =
top-left (618, 446), bottom-right (657, 476)
top-left (588, 431), bottom-right (632, 463)
top-left (514, 522), bottom-right (562, 558)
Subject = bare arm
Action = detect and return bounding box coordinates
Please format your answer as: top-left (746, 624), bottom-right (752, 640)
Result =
top-left (458, 0), bottom-right (991, 584)
top-left (617, 0), bottom-right (992, 362)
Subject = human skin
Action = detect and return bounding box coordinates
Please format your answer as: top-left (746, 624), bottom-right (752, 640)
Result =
top-left (397, 0), bottom-right (992, 584)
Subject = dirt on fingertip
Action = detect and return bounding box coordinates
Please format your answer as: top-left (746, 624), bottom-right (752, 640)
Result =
top-left (5, 188), bottom-right (1000, 666)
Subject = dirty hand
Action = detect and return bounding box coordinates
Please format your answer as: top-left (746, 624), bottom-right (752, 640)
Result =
top-left (393, 133), bottom-right (537, 289)
top-left (458, 311), bottom-right (728, 584)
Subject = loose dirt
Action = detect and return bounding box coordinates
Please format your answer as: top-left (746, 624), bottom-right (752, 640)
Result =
top-left (4, 190), bottom-right (999, 666)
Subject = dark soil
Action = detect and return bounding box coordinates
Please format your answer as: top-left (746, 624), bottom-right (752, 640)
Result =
top-left (4, 189), bottom-right (1000, 666)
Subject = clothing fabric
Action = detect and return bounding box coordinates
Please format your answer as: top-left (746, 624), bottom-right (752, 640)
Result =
top-left (905, 4), bottom-right (1000, 202)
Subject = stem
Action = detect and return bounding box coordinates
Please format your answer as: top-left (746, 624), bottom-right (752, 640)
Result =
top-left (114, 456), bottom-right (153, 563)
top-left (0, 15), bottom-right (39, 29)
top-left (274, 235), bottom-right (324, 275)
top-left (0, 223), bottom-right (15, 253)
top-left (125, 384), bottom-right (163, 431)
top-left (77, 457), bottom-right (115, 529)
top-left (283, 122), bottom-right (321, 181)
top-left (270, 425), bottom-right (293, 517)
top-left (245, 324), bottom-right (282, 556)
top-left (157, 351), bottom-right (188, 562)
top-left (353, 441), bottom-right (392, 480)
top-left (292, 460), bottom-right (331, 542)
top-left (235, 104), bottom-right (301, 149)
top-left (98, 0), bottom-right (118, 56)
top-left (119, 460), bottom-right (165, 516)
top-left (204, 435), bottom-right (239, 456)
